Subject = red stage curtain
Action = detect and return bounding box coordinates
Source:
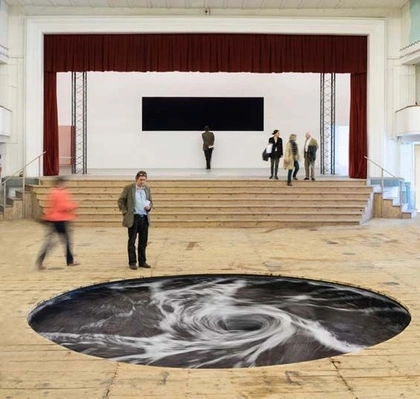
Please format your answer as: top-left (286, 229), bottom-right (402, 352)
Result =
top-left (43, 34), bottom-right (367, 176)
top-left (43, 72), bottom-right (59, 176)
top-left (44, 34), bottom-right (367, 73)
top-left (349, 72), bottom-right (367, 178)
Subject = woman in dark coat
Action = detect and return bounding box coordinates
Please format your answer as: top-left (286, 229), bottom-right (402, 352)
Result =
top-left (268, 130), bottom-right (283, 179)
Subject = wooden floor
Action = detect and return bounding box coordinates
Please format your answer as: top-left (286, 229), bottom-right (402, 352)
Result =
top-left (1, 217), bottom-right (420, 398)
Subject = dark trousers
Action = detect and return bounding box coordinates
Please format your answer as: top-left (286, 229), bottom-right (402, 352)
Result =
top-left (287, 161), bottom-right (300, 183)
top-left (270, 157), bottom-right (280, 177)
top-left (127, 214), bottom-right (149, 265)
top-left (37, 221), bottom-right (74, 265)
top-left (204, 148), bottom-right (213, 169)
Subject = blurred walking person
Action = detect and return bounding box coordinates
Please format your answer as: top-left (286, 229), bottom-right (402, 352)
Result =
top-left (35, 177), bottom-right (79, 270)
top-left (283, 134), bottom-right (300, 186)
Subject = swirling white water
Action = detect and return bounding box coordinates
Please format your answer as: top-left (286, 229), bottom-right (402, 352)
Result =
top-left (28, 275), bottom-right (411, 368)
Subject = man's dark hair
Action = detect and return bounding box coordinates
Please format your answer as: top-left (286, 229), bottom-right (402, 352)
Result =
top-left (136, 170), bottom-right (147, 179)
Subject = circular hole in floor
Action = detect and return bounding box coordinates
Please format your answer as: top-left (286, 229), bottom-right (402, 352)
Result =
top-left (28, 274), bottom-right (411, 369)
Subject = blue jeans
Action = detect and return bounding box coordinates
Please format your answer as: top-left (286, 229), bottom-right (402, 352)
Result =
top-left (287, 161), bottom-right (299, 182)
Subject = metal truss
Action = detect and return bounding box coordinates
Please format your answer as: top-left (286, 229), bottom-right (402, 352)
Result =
top-left (71, 72), bottom-right (87, 174)
top-left (320, 73), bottom-right (336, 175)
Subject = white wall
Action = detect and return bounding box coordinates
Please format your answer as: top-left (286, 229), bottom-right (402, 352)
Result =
top-left (0, 0), bottom-right (8, 106)
top-left (0, 6), bottom-right (25, 176)
top-left (5, 10), bottom-right (25, 175)
top-left (57, 73), bottom-right (71, 125)
top-left (417, 65), bottom-right (420, 103)
top-left (0, 0), bottom-right (8, 64)
top-left (22, 16), bottom-right (386, 177)
top-left (401, 1), bottom-right (411, 48)
top-left (0, 0), bottom-right (10, 174)
top-left (58, 72), bottom-right (350, 170)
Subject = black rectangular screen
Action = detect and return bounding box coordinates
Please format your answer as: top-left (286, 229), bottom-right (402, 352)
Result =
top-left (142, 97), bottom-right (264, 131)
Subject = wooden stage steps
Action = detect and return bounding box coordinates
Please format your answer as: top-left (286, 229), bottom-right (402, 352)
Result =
top-left (29, 178), bottom-right (374, 228)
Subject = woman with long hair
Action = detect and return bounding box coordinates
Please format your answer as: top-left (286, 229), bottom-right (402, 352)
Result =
top-left (283, 134), bottom-right (300, 186)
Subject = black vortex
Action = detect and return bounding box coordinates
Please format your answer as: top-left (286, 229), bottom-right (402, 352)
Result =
top-left (28, 274), bottom-right (411, 369)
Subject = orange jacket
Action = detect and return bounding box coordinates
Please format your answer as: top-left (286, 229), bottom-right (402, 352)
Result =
top-left (43, 187), bottom-right (78, 222)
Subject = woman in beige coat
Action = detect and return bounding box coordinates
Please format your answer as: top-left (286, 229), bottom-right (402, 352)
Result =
top-left (283, 134), bottom-right (300, 186)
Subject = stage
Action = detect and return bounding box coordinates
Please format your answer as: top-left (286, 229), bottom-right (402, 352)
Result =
top-left (57, 167), bottom-right (352, 180)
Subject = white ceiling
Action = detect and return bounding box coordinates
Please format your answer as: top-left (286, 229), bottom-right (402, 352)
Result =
top-left (2, 0), bottom-right (410, 10)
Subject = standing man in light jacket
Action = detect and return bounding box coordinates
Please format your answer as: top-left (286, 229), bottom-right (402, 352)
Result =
top-left (303, 132), bottom-right (319, 181)
top-left (202, 125), bottom-right (215, 170)
top-left (118, 170), bottom-right (153, 270)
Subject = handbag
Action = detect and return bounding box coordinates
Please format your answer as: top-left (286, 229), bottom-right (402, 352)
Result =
top-left (262, 149), bottom-right (269, 162)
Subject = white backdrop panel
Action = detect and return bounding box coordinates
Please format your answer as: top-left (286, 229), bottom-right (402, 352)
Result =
top-left (57, 71), bottom-right (349, 170)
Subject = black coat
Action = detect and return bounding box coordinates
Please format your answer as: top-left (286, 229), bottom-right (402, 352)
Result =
top-left (268, 136), bottom-right (283, 159)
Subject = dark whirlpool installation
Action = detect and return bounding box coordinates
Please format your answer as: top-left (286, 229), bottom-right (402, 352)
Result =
top-left (28, 274), bottom-right (411, 369)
